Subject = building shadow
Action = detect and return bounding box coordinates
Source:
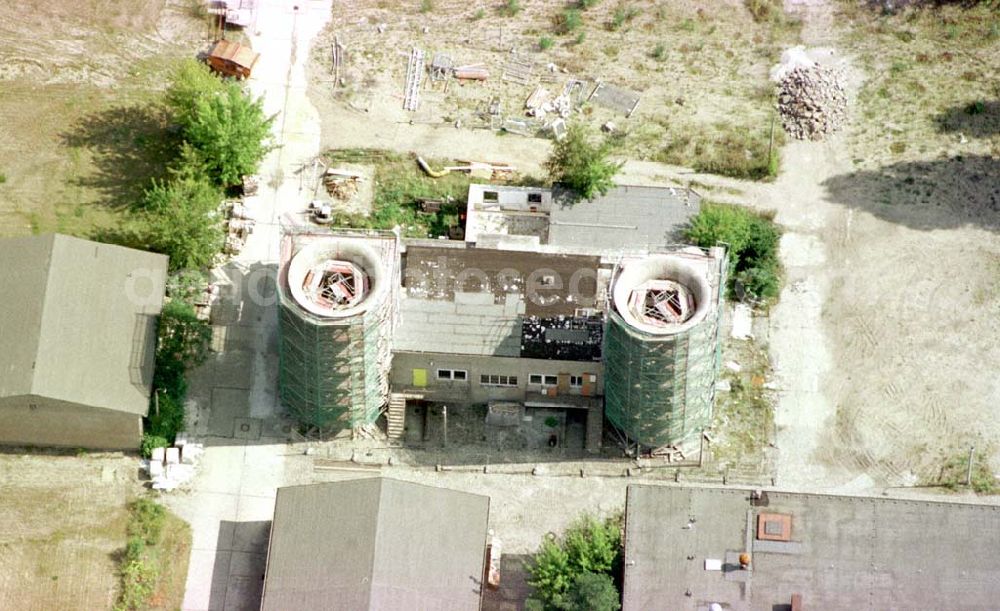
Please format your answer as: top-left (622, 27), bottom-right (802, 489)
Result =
top-left (208, 520), bottom-right (271, 611)
top-left (821, 154), bottom-right (1000, 232)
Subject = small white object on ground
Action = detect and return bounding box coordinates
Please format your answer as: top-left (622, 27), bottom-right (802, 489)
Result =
top-left (731, 303), bottom-right (754, 340)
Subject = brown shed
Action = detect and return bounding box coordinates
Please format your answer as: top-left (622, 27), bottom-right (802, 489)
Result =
top-left (206, 39), bottom-right (259, 79)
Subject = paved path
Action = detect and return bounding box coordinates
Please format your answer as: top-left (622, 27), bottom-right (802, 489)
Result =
top-left (169, 1), bottom-right (331, 609)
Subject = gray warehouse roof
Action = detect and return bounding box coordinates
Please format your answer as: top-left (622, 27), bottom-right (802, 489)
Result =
top-left (623, 485), bottom-right (1000, 610)
top-left (0, 234), bottom-right (168, 415)
top-left (549, 185), bottom-right (700, 250)
top-left (261, 477), bottom-right (490, 611)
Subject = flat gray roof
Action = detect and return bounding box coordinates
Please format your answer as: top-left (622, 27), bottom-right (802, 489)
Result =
top-left (549, 185), bottom-right (699, 250)
top-left (623, 486), bottom-right (1000, 610)
top-left (262, 477), bottom-right (490, 611)
top-left (0, 234), bottom-right (167, 415)
top-left (395, 244), bottom-right (600, 356)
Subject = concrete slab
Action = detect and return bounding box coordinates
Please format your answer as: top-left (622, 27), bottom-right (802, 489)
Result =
top-left (233, 417), bottom-right (262, 441)
top-left (210, 388), bottom-right (251, 437)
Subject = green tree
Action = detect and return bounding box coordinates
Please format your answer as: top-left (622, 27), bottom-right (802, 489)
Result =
top-left (565, 571), bottom-right (620, 611)
top-left (137, 170), bottom-right (224, 271)
top-left (546, 123), bottom-right (621, 200)
top-left (527, 514), bottom-right (622, 610)
top-left (165, 59), bottom-right (228, 128)
top-left (180, 85), bottom-right (273, 186)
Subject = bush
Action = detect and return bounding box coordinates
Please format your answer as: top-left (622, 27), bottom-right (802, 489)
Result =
top-left (556, 9), bottom-right (583, 34)
top-left (527, 515), bottom-right (622, 609)
top-left (128, 498), bottom-right (167, 544)
top-left (545, 123), bottom-right (622, 200)
top-left (746, 0), bottom-right (781, 22)
top-left (501, 0), bottom-right (521, 17)
top-left (539, 36), bottom-right (554, 50)
top-left (566, 572), bottom-right (620, 611)
top-left (146, 300), bottom-right (211, 441)
top-left (685, 202), bottom-right (783, 302)
top-left (140, 434), bottom-right (169, 459)
top-left (608, 5), bottom-right (639, 31)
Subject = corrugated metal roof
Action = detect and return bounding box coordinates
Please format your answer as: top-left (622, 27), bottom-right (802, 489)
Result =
top-left (0, 234), bottom-right (168, 415)
top-left (208, 39), bottom-right (259, 70)
top-left (261, 478), bottom-right (490, 611)
top-left (549, 185), bottom-right (700, 250)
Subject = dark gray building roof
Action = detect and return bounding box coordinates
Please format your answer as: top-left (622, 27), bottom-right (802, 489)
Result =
top-left (0, 234), bottom-right (167, 415)
top-left (623, 485), bottom-right (1000, 611)
top-left (395, 244), bottom-right (600, 356)
top-left (261, 477), bottom-right (490, 611)
top-left (549, 185), bottom-right (700, 250)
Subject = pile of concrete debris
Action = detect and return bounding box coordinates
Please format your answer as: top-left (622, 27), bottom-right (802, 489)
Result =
top-left (777, 64), bottom-right (847, 140)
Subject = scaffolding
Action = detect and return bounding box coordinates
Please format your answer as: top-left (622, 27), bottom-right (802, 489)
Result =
top-left (277, 227), bottom-right (399, 435)
top-left (603, 248), bottom-right (727, 449)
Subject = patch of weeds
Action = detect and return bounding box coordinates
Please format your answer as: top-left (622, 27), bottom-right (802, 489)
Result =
top-left (574, 31), bottom-right (586, 45)
top-left (967, 100), bottom-right (986, 115)
top-left (539, 36), bottom-right (554, 51)
top-left (651, 43), bottom-right (666, 60)
top-left (608, 4), bottom-right (640, 31)
top-left (472, 8), bottom-right (485, 20)
top-left (677, 18), bottom-right (696, 32)
top-left (933, 448), bottom-right (999, 494)
top-left (501, 0), bottom-right (521, 17)
top-left (890, 141), bottom-right (907, 154)
top-left (419, 0), bottom-right (433, 12)
top-left (889, 60), bottom-right (910, 76)
top-left (745, 0), bottom-right (780, 23)
top-left (555, 8), bottom-right (583, 34)
top-left (602, 45), bottom-right (620, 58)
top-left (710, 341), bottom-right (775, 463)
top-left (578, 0), bottom-right (600, 7)
top-left (893, 29), bottom-right (915, 43)
top-left (0, 172), bottom-right (6, 184)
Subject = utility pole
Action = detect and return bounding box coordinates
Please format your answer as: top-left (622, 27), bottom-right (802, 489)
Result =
top-left (442, 405), bottom-right (448, 448)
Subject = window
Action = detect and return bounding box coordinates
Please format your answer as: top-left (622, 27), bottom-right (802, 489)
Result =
top-left (483, 190), bottom-right (499, 203)
top-left (529, 374), bottom-right (543, 385)
top-left (570, 375), bottom-right (583, 387)
top-left (481, 374), bottom-right (518, 387)
top-left (437, 369), bottom-right (467, 381)
top-left (527, 192), bottom-right (542, 203)
top-left (530, 374), bottom-right (558, 386)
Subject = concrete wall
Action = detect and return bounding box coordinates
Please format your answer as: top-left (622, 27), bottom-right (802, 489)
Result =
top-left (0, 395), bottom-right (141, 450)
top-left (390, 351), bottom-right (603, 404)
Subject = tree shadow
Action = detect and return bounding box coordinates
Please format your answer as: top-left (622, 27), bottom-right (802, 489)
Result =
top-left (60, 103), bottom-right (178, 211)
top-left (934, 100), bottom-right (1000, 138)
top-left (821, 155), bottom-right (1000, 232)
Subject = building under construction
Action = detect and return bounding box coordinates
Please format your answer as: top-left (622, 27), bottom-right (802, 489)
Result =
top-left (604, 248), bottom-right (727, 449)
top-left (277, 184), bottom-right (725, 452)
top-left (277, 228), bottom-right (399, 435)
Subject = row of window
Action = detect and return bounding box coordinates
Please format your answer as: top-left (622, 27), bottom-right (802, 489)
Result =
top-left (435, 369), bottom-right (584, 388)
